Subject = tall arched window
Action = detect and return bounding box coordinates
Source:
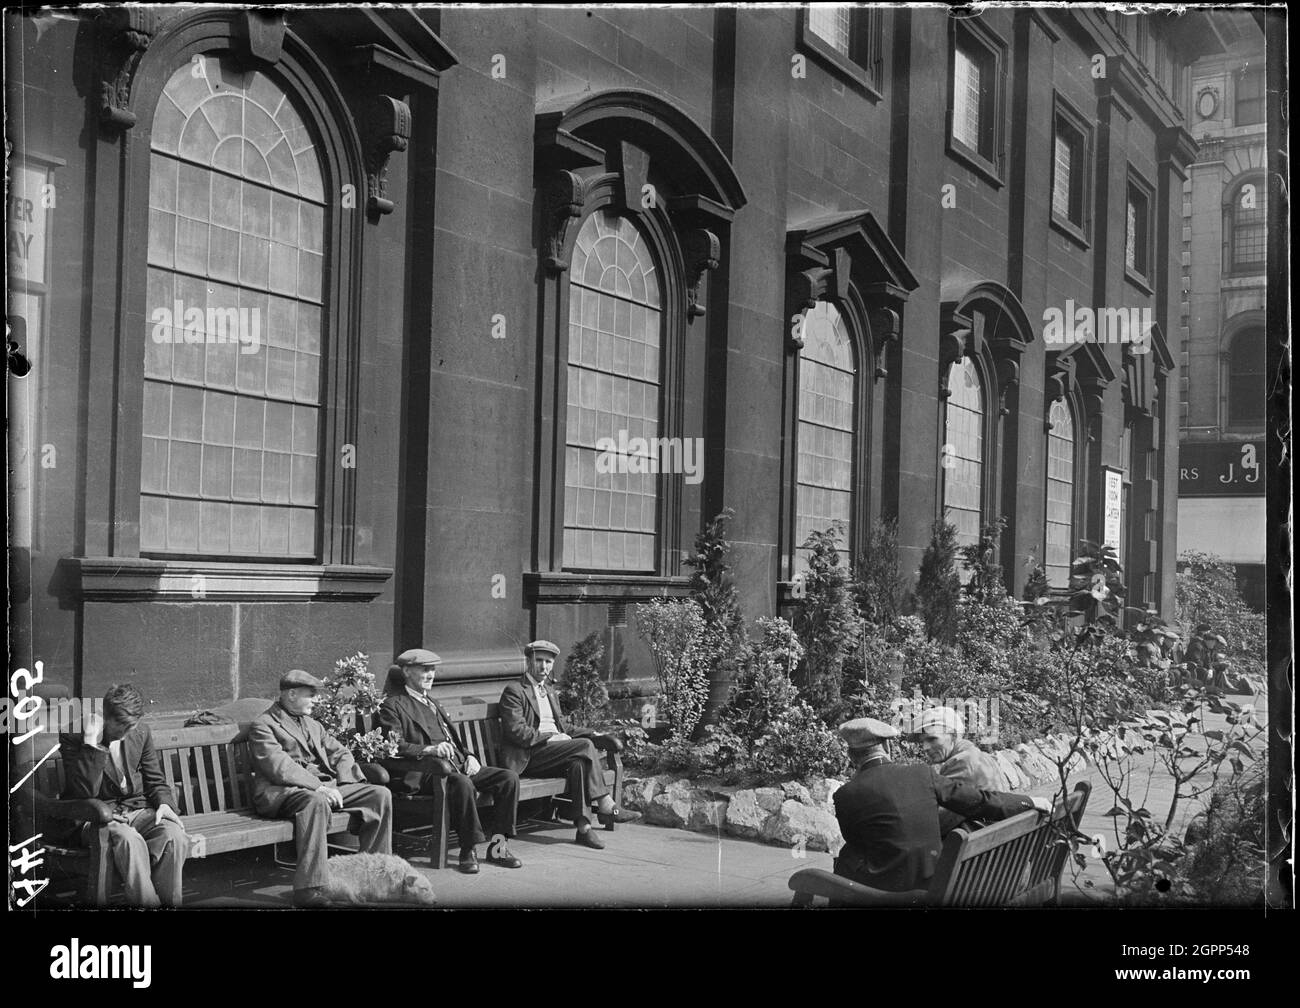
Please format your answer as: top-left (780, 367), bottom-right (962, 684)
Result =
top-left (943, 356), bottom-right (984, 547)
top-left (563, 210), bottom-right (662, 572)
top-left (1044, 398), bottom-right (1077, 586)
top-left (1227, 328), bottom-right (1265, 427)
top-left (141, 55), bottom-right (325, 558)
top-left (795, 301), bottom-right (856, 568)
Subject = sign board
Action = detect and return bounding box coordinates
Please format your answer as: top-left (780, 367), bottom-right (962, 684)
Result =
top-left (1178, 440), bottom-right (1265, 497)
top-left (1103, 467), bottom-right (1123, 561)
top-left (8, 161), bottom-right (51, 285)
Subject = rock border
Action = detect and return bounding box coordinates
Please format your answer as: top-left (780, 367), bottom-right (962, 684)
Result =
top-left (621, 733), bottom-right (1091, 854)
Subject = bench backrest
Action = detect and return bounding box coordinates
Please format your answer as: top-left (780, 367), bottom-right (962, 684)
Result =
top-left (929, 782), bottom-right (1091, 906)
top-left (359, 700), bottom-right (501, 765)
top-left (26, 724), bottom-right (263, 818)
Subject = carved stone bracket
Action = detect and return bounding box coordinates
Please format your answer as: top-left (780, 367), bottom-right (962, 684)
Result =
top-left (95, 8), bottom-right (161, 131)
top-left (868, 306), bottom-right (900, 379)
top-left (361, 95), bottom-right (412, 215)
top-left (541, 169), bottom-right (587, 273)
top-left (938, 307), bottom-right (972, 398)
top-left (996, 358), bottom-right (1020, 417)
top-left (683, 228), bottom-right (720, 319)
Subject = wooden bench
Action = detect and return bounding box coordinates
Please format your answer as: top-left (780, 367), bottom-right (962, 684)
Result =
top-left (788, 782), bottom-right (1091, 907)
top-left (15, 723), bottom-right (357, 906)
top-left (363, 700), bottom-right (624, 869)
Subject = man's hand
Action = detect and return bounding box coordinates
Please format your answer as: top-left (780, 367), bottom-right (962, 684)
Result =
top-left (82, 711), bottom-right (105, 749)
top-left (546, 733), bottom-right (572, 743)
top-left (1030, 796), bottom-right (1052, 814)
top-left (156, 804), bottom-right (181, 826)
top-left (464, 754), bottom-right (482, 776)
top-left (319, 786), bottom-right (344, 810)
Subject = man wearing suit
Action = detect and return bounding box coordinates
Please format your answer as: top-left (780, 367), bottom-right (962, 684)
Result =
top-left (248, 669), bottom-right (393, 908)
top-left (498, 640), bottom-right (638, 849)
top-left (378, 648), bottom-right (523, 874)
top-left (831, 717), bottom-right (1051, 894)
top-left (56, 683), bottom-right (188, 907)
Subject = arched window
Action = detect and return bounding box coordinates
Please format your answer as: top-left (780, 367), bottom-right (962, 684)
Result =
top-left (1228, 178), bottom-right (1267, 273)
top-left (141, 56), bottom-right (325, 558)
top-left (1227, 328), bottom-right (1265, 427)
top-left (563, 210), bottom-right (662, 572)
top-left (943, 356), bottom-right (984, 548)
top-left (1044, 398), bottom-right (1077, 586)
top-left (795, 301), bottom-right (856, 568)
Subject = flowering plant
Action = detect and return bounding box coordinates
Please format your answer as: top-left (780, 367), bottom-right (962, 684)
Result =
top-left (311, 652), bottom-right (399, 761)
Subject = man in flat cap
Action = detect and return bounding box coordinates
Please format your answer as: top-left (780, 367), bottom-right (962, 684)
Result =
top-left (831, 717), bottom-right (1050, 894)
top-left (916, 705), bottom-right (1006, 833)
top-left (378, 648), bottom-right (523, 874)
top-left (53, 683), bottom-right (189, 907)
top-left (499, 640), bottom-right (638, 849)
top-left (249, 669), bottom-right (393, 907)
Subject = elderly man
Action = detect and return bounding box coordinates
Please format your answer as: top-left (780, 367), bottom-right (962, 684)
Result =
top-left (249, 670), bottom-right (393, 908)
top-left (917, 705), bottom-right (1006, 835)
top-left (378, 648), bottom-right (523, 874)
top-left (831, 717), bottom-right (1050, 894)
top-left (55, 684), bottom-right (188, 907)
top-left (498, 640), bottom-right (638, 849)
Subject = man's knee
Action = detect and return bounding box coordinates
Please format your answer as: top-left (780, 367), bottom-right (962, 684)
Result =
top-left (105, 821), bottom-right (146, 849)
top-left (444, 773), bottom-right (472, 798)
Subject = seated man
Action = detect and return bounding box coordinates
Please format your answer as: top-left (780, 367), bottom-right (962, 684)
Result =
top-left (831, 717), bottom-right (1050, 894)
top-left (378, 648), bottom-right (523, 874)
top-left (55, 684), bottom-right (188, 907)
top-left (498, 640), bottom-right (638, 849)
top-left (248, 670), bottom-right (393, 908)
top-left (916, 705), bottom-right (1006, 835)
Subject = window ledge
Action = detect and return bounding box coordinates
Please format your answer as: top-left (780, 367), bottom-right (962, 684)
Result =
top-left (798, 29), bottom-right (883, 102)
top-left (1124, 268), bottom-right (1155, 297)
top-left (70, 557), bottom-right (393, 602)
top-left (945, 137), bottom-right (1005, 189)
top-left (525, 571), bottom-right (693, 604)
top-left (1049, 214), bottom-right (1091, 252)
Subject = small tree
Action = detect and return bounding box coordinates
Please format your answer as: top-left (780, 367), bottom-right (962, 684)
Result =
top-left (311, 652), bottom-right (399, 762)
top-left (792, 523), bottom-right (865, 721)
top-left (558, 632), bottom-right (610, 727)
top-left (855, 517), bottom-right (906, 627)
top-left (683, 508), bottom-right (743, 643)
top-left (959, 518), bottom-right (1007, 604)
top-left (915, 519), bottom-right (960, 644)
top-left (634, 599), bottom-right (712, 743)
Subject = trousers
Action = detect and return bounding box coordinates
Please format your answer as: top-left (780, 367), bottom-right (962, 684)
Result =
top-left (409, 761), bottom-right (520, 849)
top-left (275, 782), bottom-right (392, 890)
top-left (519, 738), bottom-right (609, 820)
top-left (103, 807), bottom-right (188, 908)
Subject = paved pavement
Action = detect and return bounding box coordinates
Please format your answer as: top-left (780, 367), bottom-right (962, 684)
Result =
top-left (181, 816), bottom-right (826, 909)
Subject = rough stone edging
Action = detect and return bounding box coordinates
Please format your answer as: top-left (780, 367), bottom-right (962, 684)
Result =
top-left (621, 732), bottom-right (1094, 853)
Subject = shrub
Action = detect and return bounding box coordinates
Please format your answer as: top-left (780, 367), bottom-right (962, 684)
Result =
top-left (714, 617), bottom-right (803, 758)
top-left (841, 632), bottom-right (907, 723)
top-left (558, 631), bottom-right (610, 727)
top-left (1176, 762), bottom-right (1266, 906)
top-left (855, 517), bottom-right (906, 627)
top-left (311, 652), bottom-right (399, 762)
top-left (1176, 551), bottom-right (1266, 693)
top-left (747, 702), bottom-right (848, 783)
top-left (959, 518), bottom-right (1008, 604)
top-left (915, 519), bottom-right (960, 643)
top-left (684, 508), bottom-right (744, 643)
top-left (792, 523), bottom-right (865, 719)
top-left (634, 599), bottom-right (712, 743)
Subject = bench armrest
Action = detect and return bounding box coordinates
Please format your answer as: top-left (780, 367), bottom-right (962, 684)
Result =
top-left (38, 795), bottom-right (116, 827)
top-left (587, 732), bottom-right (624, 755)
top-left (788, 868), bottom-right (929, 907)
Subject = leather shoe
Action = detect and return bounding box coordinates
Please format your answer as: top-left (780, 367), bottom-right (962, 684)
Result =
top-left (574, 820), bottom-right (606, 849)
top-left (292, 886), bottom-right (330, 908)
top-left (458, 849), bottom-right (480, 874)
top-left (597, 807), bottom-right (642, 831)
top-left (486, 843), bottom-right (523, 869)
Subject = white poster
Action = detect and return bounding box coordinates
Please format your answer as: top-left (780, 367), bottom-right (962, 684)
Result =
top-left (1104, 467), bottom-right (1123, 560)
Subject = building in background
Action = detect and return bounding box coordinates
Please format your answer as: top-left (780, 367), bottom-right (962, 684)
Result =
top-left (6, 6), bottom-right (1228, 713)
top-left (1176, 11), bottom-right (1268, 610)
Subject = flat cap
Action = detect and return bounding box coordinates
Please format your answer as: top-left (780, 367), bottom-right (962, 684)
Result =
top-left (524, 639), bottom-right (560, 658)
top-left (395, 648), bottom-right (442, 667)
top-left (279, 669), bottom-right (324, 692)
top-left (918, 706), bottom-right (965, 736)
top-left (839, 717), bottom-right (898, 748)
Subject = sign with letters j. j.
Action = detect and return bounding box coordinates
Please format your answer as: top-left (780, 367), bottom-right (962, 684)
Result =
top-left (1178, 440), bottom-right (1265, 497)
